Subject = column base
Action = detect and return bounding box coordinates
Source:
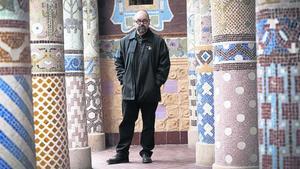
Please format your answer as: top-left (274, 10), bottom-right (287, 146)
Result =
top-left (212, 164), bottom-right (258, 169)
top-left (188, 129), bottom-right (198, 149)
top-left (88, 132), bottom-right (106, 151)
top-left (196, 142), bottom-right (214, 168)
top-left (69, 147), bottom-right (92, 169)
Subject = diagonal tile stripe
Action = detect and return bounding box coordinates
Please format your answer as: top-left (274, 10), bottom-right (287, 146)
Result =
top-left (3, 76), bottom-right (32, 116)
top-left (0, 78), bottom-right (33, 125)
top-left (0, 131), bottom-right (34, 169)
top-left (0, 90), bottom-right (33, 133)
top-left (0, 145), bottom-right (24, 169)
top-left (0, 104), bottom-right (35, 153)
top-left (0, 118), bottom-right (35, 166)
top-left (14, 76), bottom-right (32, 99)
top-left (0, 157), bottom-right (12, 169)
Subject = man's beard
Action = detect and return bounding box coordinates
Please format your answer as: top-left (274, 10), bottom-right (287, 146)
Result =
top-left (137, 25), bottom-right (147, 35)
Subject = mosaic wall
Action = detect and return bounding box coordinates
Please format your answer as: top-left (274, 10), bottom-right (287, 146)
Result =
top-left (99, 36), bottom-right (188, 140)
top-left (256, 0), bottom-right (300, 168)
top-left (30, 0), bottom-right (70, 168)
top-left (99, 0), bottom-right (188, 145)
top-left (98, 0), bottom-right (186, 38)
top-left (63, 0), bottom-right (88, 148)
top-left (83, 0), bottom-right (104, 134)
top-left (110, 0), bottom-right (173, 33)
top-left (100, 58), bottom-right (189, 134)
top-left (211, 0), bottom-right (258, 168)
top-left (0, 0), bottom-right (36, 168)
top-left (99, 37), bottom-right (186, 59)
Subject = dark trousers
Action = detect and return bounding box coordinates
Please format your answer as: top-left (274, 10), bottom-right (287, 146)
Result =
top-left (116, 100), bottom-right (158, 157)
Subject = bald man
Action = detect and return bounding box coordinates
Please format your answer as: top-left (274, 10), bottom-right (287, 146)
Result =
top-left (107, 10), bottom-right (170, 164)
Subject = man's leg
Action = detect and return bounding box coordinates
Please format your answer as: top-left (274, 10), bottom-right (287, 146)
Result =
top-left (116, 100), bottom-right (139, 156)
top-left (139, 101), bottom-right (158, 157)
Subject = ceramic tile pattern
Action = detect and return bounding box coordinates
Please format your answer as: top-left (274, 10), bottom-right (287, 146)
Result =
top-left (83, 0), bottom-right (104, 134)
top-left (191, 0), bottom-right (215, 144)
top-left (110, 0), bottom-right (174, 33)
top-left (256, 0), bottom-right (300, 168)
top-left (211, 0), bottom-right (258, 168)
top-left (30, 0), bottom-right (70, 168)
top-left (186, 0), bottom-right (198, 131)
top-left (63, 0), bottom-right (88, 149)
top-left (0, 1), bottom-right (35, 169)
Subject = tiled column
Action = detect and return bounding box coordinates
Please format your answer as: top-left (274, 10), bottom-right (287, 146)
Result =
top-left (211, 0), bottom-right (258, 169)
top-left (83, 0), bottom-right (105, 151)
top-left (63, 0), bottom-right (92, 168)
top-left (0, 1), bottom-right (36, 169)
top-left (256, 1), bottom-right (300, 168)
top-left (30, 1), bottom-right (70, 168)
top-left (192, 0), bottom-right (215, 168)
top-left (187, 0), bottom-right (199, 149)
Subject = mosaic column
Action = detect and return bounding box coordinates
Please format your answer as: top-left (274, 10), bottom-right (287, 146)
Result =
top-left (211, 0), bottom-right (258, 169)
top-left (0, 1), bottom-right (36, 169)
top-left (30, 1), bottom-right (70, 168)
top-left (187, 0), bottom-right (199, 149)
top-left (83, 0), bottom-right (105, 151)
top-left (256, 1), bottom-right (300, 168)
top-left (63, 0), bottom-right (92, 168)
top-left (191, 0), bottom-right (215, 168)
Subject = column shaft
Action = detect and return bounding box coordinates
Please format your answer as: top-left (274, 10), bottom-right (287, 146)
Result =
top-left (63, 0), bottom-right (92, 168)
top-left (187, 0), bottom-right (199, 149)
top-left (256, 1), bottom-right (300, 168)
top-left (30, 0), bottom-right (70, 168)
top-left (0, 1), bottom-right (36, 169)
top-left (192, 0), bottom-right (215, 168)
top-left (211, 0), bottom-right (258, 168)
top-left (83, 0), bottom-right (105, 151)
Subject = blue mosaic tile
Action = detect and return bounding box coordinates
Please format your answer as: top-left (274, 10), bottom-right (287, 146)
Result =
top-left (0, 79), bottom-right (33, 125)
top-left (196, 72), bottom-right (214, 144)
top-left (0, 131), bottom-right (34, 169)
top-left (0, 157), bottom-right (12, 169)
top-left (65, 55), bottom-right (84, 72)
top-left (0, 104), bottom-right (35, 152)
top-left (14, 76), bottom-right (32, 99)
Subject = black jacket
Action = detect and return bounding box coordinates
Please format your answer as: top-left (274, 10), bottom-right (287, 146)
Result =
top-left (115, 29), bottom-right (170, 102)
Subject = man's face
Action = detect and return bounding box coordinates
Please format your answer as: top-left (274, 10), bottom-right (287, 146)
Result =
top-left (134, 12), bottom-right (150, 35)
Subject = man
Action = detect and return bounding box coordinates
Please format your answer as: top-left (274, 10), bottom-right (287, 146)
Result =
top-left (107, 10), bottom-right (170, 164)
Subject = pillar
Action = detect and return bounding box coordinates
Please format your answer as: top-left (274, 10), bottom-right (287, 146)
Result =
top-left (30, 0), bottom-right (70, 168)
top-left (256, 0), bottom-right (300, 168)
top-left (63, 0), bottom-right (92, 168)
top-left (187, 0), bottom-right (199, 149)
top-left (192, 0), bottom-right (215, 168)
top-left (82, 0), bottom-right (105, 151)
top-left (0, 1), bottom-right (36, 168)
top-left (211, 0), bottom-right (258, 169)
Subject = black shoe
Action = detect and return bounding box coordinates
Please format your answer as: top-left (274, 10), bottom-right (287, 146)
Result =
top-left (142, 154), bottom-right (152, 163)
top-left (107, 155), bottom-right (129, 165)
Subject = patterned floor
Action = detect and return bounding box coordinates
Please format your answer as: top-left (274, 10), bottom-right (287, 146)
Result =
top-left (92, 144), bottom-right (199, 169)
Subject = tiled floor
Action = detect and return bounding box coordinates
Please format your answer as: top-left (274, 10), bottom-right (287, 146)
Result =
top-left (92, 144), bottom-right (200, 169)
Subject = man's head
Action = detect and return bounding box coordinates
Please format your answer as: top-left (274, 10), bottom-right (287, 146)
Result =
top-left (134, 10), bottom-right (150, 35)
